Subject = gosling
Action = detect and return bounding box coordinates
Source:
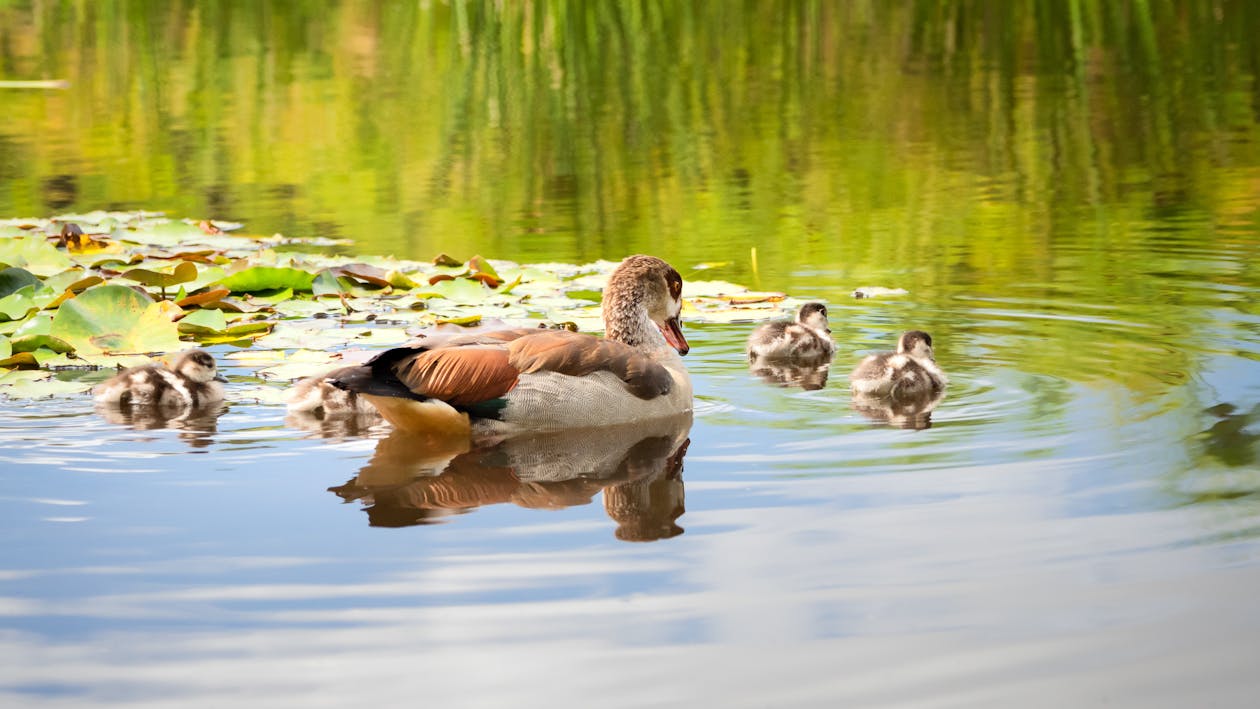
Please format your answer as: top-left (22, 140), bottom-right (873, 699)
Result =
top-left (93, 349), bottom-right (226, 409)
top-left (849, 330), bottom-right (947, 399)
top-left (746, 302), bottom-right (835, 360)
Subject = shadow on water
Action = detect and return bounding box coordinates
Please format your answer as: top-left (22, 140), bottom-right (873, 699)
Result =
top-left (326, 415), bottom-right (692, 541)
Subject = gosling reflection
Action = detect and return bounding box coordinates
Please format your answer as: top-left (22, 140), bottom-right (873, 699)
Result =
top-left (329, 414), bottom-right (691, 541)
top-left (93, 401), bottom-right (226, 448)
top-left (850, 388), bottom-right (944, 430)
top-left (748, 354), bottom-right (831, 390)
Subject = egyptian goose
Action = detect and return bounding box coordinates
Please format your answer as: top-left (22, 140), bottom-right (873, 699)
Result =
top-left (92, 349), bottom-right (226, 409)
top-left (746, 302), bottom-right (835, 360)
top-left (849, 330), bottom-right (947, 399)
top-left (327, 255), bottom-right (692, 439)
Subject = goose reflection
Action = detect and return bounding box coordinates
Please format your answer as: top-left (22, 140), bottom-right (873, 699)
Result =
top-left (93, 402), bottom-right (226, 448)
top-left (850, 389), bottom-right (944, 430)
top-left (748, 353), bottom-right (831, 390)
top-left (329, 414), bottom-right (691, 540)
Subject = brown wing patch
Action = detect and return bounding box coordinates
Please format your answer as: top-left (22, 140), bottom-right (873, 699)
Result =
top-left (506, 330), bottom-right (674, 400)
top-left (394, 346), bottom-right (521, 406)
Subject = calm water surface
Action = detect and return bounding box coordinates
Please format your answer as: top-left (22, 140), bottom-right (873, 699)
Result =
top-left (3, 2), bottom-right (1260, 706)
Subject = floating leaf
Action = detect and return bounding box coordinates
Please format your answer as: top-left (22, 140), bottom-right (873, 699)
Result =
top-left (417, 276), bottom-right (495, 304)
top-left (175, 288), bottom-right (231, 308)
top-left (177, 308), bottom-right (228, 334)
top-left (852, 286), bottom-right (909, 299)
top-left (433, 253), bottom-right (463, 267)
top-left (386, 270), bottom-right (419, 289)
top-left (0, 267), bottom-right (43, 297)
top-left (0, 335), bottom-right (9, 360)
top-left (120, 261), bottom-right (198, 289)
top-left (50, 284), bottom-right (183, 355)
top-left (0, 284), bottom-right (57, 321)
top-left (10, 333), bottom-right (75, 354)
top-left (117, 218), bottom-right (206, 247)
top-left (312, 270), bottom-right (354, 297)
top-left (434, 314), bottom-right (483, 326)
top-left (246, 288), bottom-right (294, 305)
top-left (0, 235), bottom-right (74, 276)
top-left (216, 266), bottom-right (315, 293)
top-left (499, 273), bottom-right (524, 294)
top-left (0, 369), bottom-right (94, 398)
top-left (332, 263), bottom-right (394, 288)
top-left (190, 321), bottom-right (273, 345)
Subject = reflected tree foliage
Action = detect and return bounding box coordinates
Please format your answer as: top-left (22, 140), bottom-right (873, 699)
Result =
top-left (2, 0), bottom-right (1258, 396)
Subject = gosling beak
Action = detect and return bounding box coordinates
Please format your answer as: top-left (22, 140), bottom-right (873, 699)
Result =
top-left (214, 374), bottom-right (228, 383)
top-left (659, 316), bottom-right (689, 356)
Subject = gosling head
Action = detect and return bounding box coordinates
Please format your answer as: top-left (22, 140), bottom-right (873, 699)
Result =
top-left (170, 349), bottom-right (225, 384)
top-left (896, 330), bottom-right (935, 360)
top-left (797, 302), bottom-right (830, 334)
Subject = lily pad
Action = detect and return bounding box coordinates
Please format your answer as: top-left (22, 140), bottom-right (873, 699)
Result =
top-left (50, 284), bottom-right (183, 355)
top-left (177, 307), bottom-right (228, 334)
top-left (312, 270), bottom-right (355, 297)
top-left (0, 282), bottom-right (60, 321)
top-left (0, 267), bottom-right (43, 297)
top-left (0, 369), bottom-right (94, 398)
top-left (120, 261), bottom-right (198, 290)
top-left (217, 266), bottom-right (316, 293)
top-left (175, 288), bottom-right (231, 308)
top-left (416, 276), bottom-right (497, 304)
top-left (0, 235), bottom-right (75, 276)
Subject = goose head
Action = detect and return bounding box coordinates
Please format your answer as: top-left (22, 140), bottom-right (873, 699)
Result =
top-left (170, 349), bottom-right (226, 383)
top-left (897, 330), bottom-right (935, 360)
top-left (797, 302), bottom-right (831, 334)
top-left (602, 255), bottom-right (689, 355)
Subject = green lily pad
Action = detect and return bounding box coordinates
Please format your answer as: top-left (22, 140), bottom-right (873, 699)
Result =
top-left (0, 235), bottom-right (75, 276)
top-left (177, 308), bottom-right (273, 342)
top-left (50, 284), bottom-right (183, 355)
top-left (189, 321), bottom-right (273, 345)
top-left (217, 266), bottom-right (316, 293)
top-left (0, 369), bottom-right (93, 398)
top-left (416, 276), bottom-right (497, 304)
top-left (312, 270), bottom-right (355, 297)
top-left (10, 333), bottom-right (75, 354)
top-left (0, 335), bottom-right (9, 360)
top-left (0, 283), bottom-right (59, 321)
top-left (246, 288), bottom-right (294, 305)
top-left (177, 307), bottom-right (228, 334)
top-left (0, 267), bottom-right (43, 297)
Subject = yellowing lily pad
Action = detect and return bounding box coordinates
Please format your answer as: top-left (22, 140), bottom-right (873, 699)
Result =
top-left (120, 261), bottom-right (198, 290)
top-left (50, 284), bottom-right (183, 355)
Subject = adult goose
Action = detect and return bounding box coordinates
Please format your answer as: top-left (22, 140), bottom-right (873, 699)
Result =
top-left (327, 255), bottom-right (693, 440)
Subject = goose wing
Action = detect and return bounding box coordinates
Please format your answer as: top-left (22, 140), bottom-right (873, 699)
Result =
top-left (365, 329), bottom-right (674, 408)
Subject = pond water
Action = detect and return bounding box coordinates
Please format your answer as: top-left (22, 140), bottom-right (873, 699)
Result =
top-left (3, 2), bottom-right (1260, 706)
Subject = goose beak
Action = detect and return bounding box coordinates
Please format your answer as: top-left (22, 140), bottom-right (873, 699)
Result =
top-left (660, 316), bottom-right (689, 355)
top-left (214, 374), bottom-right (228, 383)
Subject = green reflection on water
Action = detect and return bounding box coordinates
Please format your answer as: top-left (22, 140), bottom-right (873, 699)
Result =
top-left (1, 1), bottom-right (1258, 402)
